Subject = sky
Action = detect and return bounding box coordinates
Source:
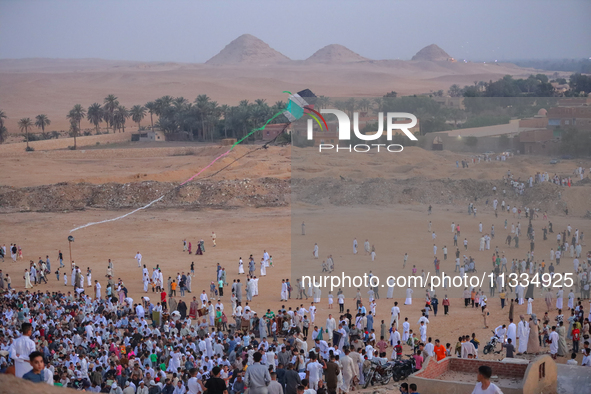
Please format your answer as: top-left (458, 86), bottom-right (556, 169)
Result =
top-left (0, 0), bottom-right (589, 63)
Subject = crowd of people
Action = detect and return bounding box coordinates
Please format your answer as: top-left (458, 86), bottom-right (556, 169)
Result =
top-left (2, 188), bottom-right (591, 394)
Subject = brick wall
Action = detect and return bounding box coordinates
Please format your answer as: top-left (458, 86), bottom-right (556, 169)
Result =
top-left (413, 357), bottom-right (450, 379)
top-left (450, 358), bottom-right (527, 378)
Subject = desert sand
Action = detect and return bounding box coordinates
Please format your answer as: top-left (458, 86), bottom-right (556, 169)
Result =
top-left (0, 57), bottom-right (540, 133)
top-left (1, 143), bottom-right (590, 370)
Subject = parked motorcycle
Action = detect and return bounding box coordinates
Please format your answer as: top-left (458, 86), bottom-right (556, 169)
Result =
top-left (362, 359), bottom-right (394, 388)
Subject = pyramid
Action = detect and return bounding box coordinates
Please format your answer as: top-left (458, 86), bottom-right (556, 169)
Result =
top-left (411, 44), bottom-right (452, 61)
top-left (206, 34), bottom-right (291, 65)
top-left (305, 44), bottom-right (369, 63)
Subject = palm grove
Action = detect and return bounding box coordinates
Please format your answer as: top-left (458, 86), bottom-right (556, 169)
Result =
top-left (0, 94), bottom-right (292, 148)
top-left (0, 73), bottom-right (589, 152)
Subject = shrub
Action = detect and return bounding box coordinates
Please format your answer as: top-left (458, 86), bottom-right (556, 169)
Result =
top-left (25, 146), bottom-right (35, 152)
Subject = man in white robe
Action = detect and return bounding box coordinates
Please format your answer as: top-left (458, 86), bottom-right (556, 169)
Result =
top-left (494, 325), bottom-right (507, 343)
top-left (556, 288), bottom-right (563, 310)
top-left (10, 323), bottom-right (36, 377)
top-left (340, 349), bottom-right (357, 392)
top-left (390, 303), bottom-right (400, 329)
top-left (517, 316), bottom-right (529, 354)
top-left (404, 288), bottom-right (413, 305)
top-left (402, 319), bottom-right (410, 342)
top-left (506, 319), bottom-right (517, 345)
top-left (280, 280), bottom-right (288, 301)
top-left (326, 315), bottom-right (336, 341)
top-left (549, 327), bottom-right (559, 358)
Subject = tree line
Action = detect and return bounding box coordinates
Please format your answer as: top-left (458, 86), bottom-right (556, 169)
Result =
top-left (447, 73), bottom-right (591, 98)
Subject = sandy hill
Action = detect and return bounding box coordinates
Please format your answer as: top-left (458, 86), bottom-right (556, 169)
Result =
top-left (412, 44), bottom-right (452, 61)
top-left (205, 34), bottom-right (291, 65)
top-left (305, 44), bottom-right (369, 63)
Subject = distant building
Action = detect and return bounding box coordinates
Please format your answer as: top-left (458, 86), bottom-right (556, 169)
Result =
top-left (557, 97), bottom-right (591, 106)
top-left (131, 130), bottom-right (166, 142)
top-left (433, 96), bottom-right (465, 110)
top-left (550, 82), bottom-right (570, 95)
top-left (517, 129), bottom-right (557, 155)
top-left (262, 123), bottom-right (291, 141)
top-left (546, 106), bottom-right (591, 131)
top-left (518, 108), bottom-right (548, 129)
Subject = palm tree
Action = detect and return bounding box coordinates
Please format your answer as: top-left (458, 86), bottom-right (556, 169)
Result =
top-left (114, 105), bottom-right (129, 132)
top-left (0, 110), bottom-right (8, 144)
top-left (0, 109), bottom-right (7, 129)
top-left (145, 101), bottom-right (156, 132)
top-left (220, 104), bottom-right (230, 138)
top-left (130, 105), bottom-right (146, 130)
top-left (69, 119), bottom-right (80, 148)
top-left (195, 94), bottom-right (211, 141)
top-left (359, 99), bottom-right (371, 113)
top-left (316, 96), bottom-right (330, 110)
top-left (67, 104), bottom-right (86, 149)
top-left (18, 117), bottom-right (33, 149)
top-left (103, 94), bottom-right (119, 133)
top-left (87, 103), bottom-right (104, 135)
top-left (34, 114), bottom-right (51, 133)
top-left (154, 96), bottom-right (174, 116)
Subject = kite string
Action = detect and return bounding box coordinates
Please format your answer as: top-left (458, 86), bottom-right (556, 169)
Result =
top-left (70, 111), bottom-right (284, 233)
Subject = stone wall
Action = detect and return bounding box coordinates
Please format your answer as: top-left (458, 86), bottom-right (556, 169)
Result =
top-left (408, 356), bottom-right (557, 394)
top-left (521, 355), bottom-right (557, 394)
top-left (450, 358), bottom-right (527, 378)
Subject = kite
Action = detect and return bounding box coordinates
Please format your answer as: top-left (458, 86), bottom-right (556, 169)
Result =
top-left (70, 89), bottom-right (318, 232)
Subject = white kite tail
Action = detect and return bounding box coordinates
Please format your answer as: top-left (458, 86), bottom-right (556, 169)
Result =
top-left (69, 195), bottom-right (165, 233)
top-left (68, 149), bottom-right (233, 233)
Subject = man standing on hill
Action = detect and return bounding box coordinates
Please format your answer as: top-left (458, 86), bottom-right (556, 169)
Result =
top-left (11, 322), bottom-right (36, 378)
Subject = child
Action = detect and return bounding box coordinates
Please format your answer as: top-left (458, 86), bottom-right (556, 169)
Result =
top-left (409, 383), bottom-right (419, 394)
top-left (502, 338), bottom-right (515, 358)
top-left (474, 365), bottom-right (502, 393)
top-left (445, 343), bottom-right (452, 357)
top-left (269, 256), bottom-right (273, 266)
top-left (566, 353), bottom-right (578, 365)
top-left (394, 340), bottom-right (403, 360)
top-left (413, 349), bottom-right (423, 370)
top-left (22, 351), bottom-right (45, 383)
top-left (327, 292), bottom-right (333, 309)
top-left (542, 323), bottom-right (549, 347)
top-left (64, 272), bottom-right (68, 286)
top-left (55, 269), bottom-right (60, 281)
top-left (471, 334), bottom-right (480, 358)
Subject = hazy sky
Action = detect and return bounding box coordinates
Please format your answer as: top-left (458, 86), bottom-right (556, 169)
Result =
top-left (1, 0), bottom-right (589, 63)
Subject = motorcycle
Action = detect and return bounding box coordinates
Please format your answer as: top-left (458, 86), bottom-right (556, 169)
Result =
top-left (362, 359), bottom-right (394, 388)
top-left (482, 332), bottom-right (502, 354)
top-left (391, 354), bottom-right (417, 381)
